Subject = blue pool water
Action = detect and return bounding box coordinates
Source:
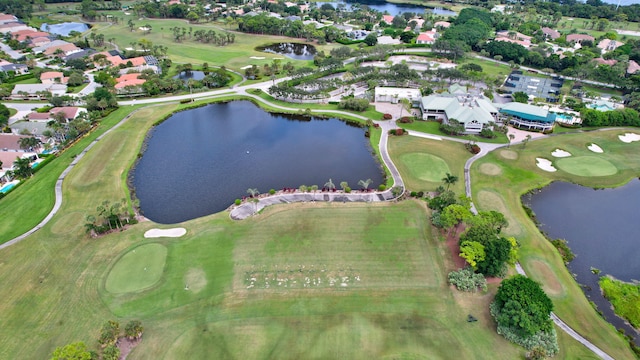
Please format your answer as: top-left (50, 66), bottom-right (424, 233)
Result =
top-left (555, 113), bottom-right (573, 122)
top-left (588, 104), bottom-right (615, 111)
top-left (0, 183), bottom-right (15, 193)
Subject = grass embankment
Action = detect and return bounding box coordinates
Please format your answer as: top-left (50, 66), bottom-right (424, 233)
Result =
top-left (599, 276), bottom-right (640, 329)
top-left (388, 135), bottom-right (470, 194)
top-left (459, 57), bottom-right (513, 79)
top-left (397, 120), bottom-right (509, 144)
top-left (471, 130), bottom-right (640, 359)
top-left (0, 97), bottom-right (520, 358)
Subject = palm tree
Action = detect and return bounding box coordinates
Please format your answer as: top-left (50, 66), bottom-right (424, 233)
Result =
top-left (508, 133), bottom-right (515, 148)
top-left (340, 181), bottom-right (348, 191)
top-left (522, 134), bottom-right (532, 149)
top-left (358, 178), bottom-right (372, 191)
top-left (442, 173), bottom-right (458, 191)
top-left (124, 320), bottom-right (144, 341)
top-left (18, 136), bottom-right (41, 152)
top-left (324, 178), bottom-right (336, 191)
top-left (246, 188), bottom-right (259, 198)
top-left (12, 157), bottom-right (33, 179)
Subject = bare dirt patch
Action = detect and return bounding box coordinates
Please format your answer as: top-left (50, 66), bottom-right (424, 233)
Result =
top-left (527, 259), bottom-right (564, 297)
top-left (479, 163), bottom-right (502, 176)
top-left (117, 337), bottom-right (141, 360)
top-left (499, 149), bottom-right (518, 160)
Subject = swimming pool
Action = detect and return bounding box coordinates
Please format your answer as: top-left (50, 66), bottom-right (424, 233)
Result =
top-left (0, 181), bottom-right (19, 194)
top-left (588, 103), bottom-right (615, 111)
top-left (31, 159), bottom-right (43, 169)
top-left (555, 113), bottom-right (573, 122)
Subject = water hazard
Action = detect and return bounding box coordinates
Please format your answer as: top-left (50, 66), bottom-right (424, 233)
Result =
top-left (132, 101), bottom-right (384, 224)
top-left (257, 43), bottom-right (317, 61)
top-left (525, 180), bottom-right (640, 343)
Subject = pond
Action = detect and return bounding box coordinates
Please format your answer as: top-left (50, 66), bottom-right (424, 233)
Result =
top-left (257, 43), bottom-right (317, 61)
top-left (173, 71), bottom-right (206, 81)
top-left (132, 101), bottom-right (385, 224)
top-left (317, 0), bottom-right (456, 16)
top-left (40, 22), bottom-right (89, 37)
top-left (525, 180), bottom-right (640, 344)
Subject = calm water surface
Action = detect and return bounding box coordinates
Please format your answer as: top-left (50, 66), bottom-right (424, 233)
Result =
top-left (173, 71), bottom-right (206, 81)
top-left (257, 43), bottom-right (317, 60)
top-left (133, 101), bottom-right (384, 224)
top-left (318, 0), bottom-right (456, 16)
top-left (526, 180), bottom-right (640, 343)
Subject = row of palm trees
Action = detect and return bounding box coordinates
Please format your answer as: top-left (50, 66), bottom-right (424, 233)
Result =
top-left (245, 178), bottom-right (379, 200)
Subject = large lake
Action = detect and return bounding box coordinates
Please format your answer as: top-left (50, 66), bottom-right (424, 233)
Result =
top-left (132, 101), bottom-right (384, 224)
top-left (317, 0), bottom-right (456, 16)
top-left (526, 180), bottom-right (640, 343)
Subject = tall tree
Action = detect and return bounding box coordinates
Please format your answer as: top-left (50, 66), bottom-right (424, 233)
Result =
top-left (442, 173), bottom-right (459, 191)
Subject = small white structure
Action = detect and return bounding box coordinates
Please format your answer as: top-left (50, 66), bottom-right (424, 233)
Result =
top-left (11, 84), bottom-right (67, 99)
top-left (374, 87), bottom-right (421, 104)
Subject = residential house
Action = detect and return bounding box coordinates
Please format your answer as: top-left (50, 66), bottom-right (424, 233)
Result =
top-left (540, 27), bottom-right (560, 40)
top-left (0, 23), bottom-right (33, 34)
top-left (0, 63), bottom-right (28, 75)
top-left (10, 121), bottom-right (52, 137)
top-left (40, 71), bottom-right (66, 85)
top-left (0, 13), bottom-right (18, 25)
top-left (593, 58), bottom-right (618, 66)
top-left (628, 60), bottom-right (640, 75)
top-left (115, 73), bottom-right (146, 94)
top-left (43, 43), bottom-right (81, 57)
top-left (382, 15), bottom-right (394, 25)
top-left (0, 133), bottom-right (32, 151)
top-left (566, 34), bottom-right (594, 44)
top-left (32, 40), bottom-right (70, 54)
top-left (49, 107), bottom-right (87, 122)
top-left (434, 21), bottom-right (450, 29)
top-left (11, 84), bottom-right (67, 99)
top-left (416, 31), bottom-right (437, 45)
top-left (597, 39), bottom-right (624, 53)
top-left (495, 31), bottom-right (532, 48)
top-left (30, 36), bottom-right (51, 47)
top-left (12, 30), bottom-right (50, 42)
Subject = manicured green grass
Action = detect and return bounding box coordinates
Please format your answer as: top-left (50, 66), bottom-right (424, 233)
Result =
top-left (388, 135), bottom-right (470, 194)
top-left (460, 56), bottom-right (512, 79)
top-left (471, 129), bottom-right (640, 359)
top-left (399, 153), bottom-right (450, 182)
top-left (555, 156), bottom-right (618, 177)
top-left (397, 120), bottom-right (509, 144)
top-left (599, 276), bottom-right (640, 329)
top-left (105, 243), bottom-right (168, 294)
top-left (89, 17), bottom-right (339, 72)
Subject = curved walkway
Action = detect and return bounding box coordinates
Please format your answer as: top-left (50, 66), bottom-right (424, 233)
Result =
top-left (0, 106), bottom-right (156, 250)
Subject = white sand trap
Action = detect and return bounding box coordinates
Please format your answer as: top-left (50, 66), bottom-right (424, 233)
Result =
top-left (536, 158), bottom-right (557, 172)
top-left (551, 149), bottom-right (572, 158)
top-left (588, 143), bottom-right (603, 153)
top-left (249, 56), bottom-right (265, 60)
top-left (240, 65), bottom-right (253, 70)
top-left (618, 133), bottom-right (640, 143)
top-left (144, 228), bottom-right (187, 238)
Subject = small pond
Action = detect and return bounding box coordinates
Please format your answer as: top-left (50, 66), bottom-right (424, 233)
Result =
top-left (132, 101), bottom-right (385, 224)
top-left (525, 180), bottom-right (640, 344)
top-left (40, 22), bottom-right (89, 36)
top-left (317, 0), bottom-right (456, 16)
top-left (257, 43), bottom-right (317, 61)
top-left (173, 71), bottom-right (206, 81)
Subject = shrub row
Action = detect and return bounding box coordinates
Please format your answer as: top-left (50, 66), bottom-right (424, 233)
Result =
top-left (448, 268), bottom-right (487, 292)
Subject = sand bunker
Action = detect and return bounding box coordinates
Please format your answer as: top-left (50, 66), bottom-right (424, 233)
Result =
top-left (588, 143), bottom-right (603, 153)
top-left (500, 150), bottom-right (518, 160)
top-left (536, 158), bottom-right (557, 172)
top-left (249, 56), bottom-right (265, 60)
top-left (619, 133), bottom-right (640, 143)
top-left (240, 65), bottom-right (253, 70)
top-left (551, 149), bottom-right (572, 158)
top-left (144, 228), bottom-right (187, 238)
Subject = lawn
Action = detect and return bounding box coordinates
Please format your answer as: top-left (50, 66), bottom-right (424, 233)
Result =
top-left (388, 135), bottom-right (470, 194)
top-left (459, 56), bottom-right (512, 79)
top-left (83, 17), bottom-right (340, 72)
top-left (397, 120), bottom-right (509, 144)
top-left (471, 129), bottom-right (640, 360)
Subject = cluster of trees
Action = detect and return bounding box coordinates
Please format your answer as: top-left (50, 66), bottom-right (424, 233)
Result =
top-left (338, 98), bottom-right (369, 112)
top-left (530, 0), bottom-right (640, 23)
top-left (580, 107), bottom-right (640, 127)
top-left (490, 275), bottom-right (558, 357)
top-left (51, 320), bottom-right (143, 360)
top-left (84, 199), bottom-right (137, 235)
top-left (192, 29), bottom-right (235, 46)
top-left (237, 15), bottom-right (343, 44)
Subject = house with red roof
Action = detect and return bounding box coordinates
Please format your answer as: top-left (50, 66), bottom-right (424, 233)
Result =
top-left (12, 30), bottom-right (50, 42)
top-left (566, 34), bottom-right (594, 44)
top-left (416, 32), bottom-right (436, 45)
top-left (382, 15), bottom-right (394, 24)
top-left (40, 71), bottom-right (67, 85)
top-left (627, 60), bottom-right (640, 75)
top-left (43, 43), bottom-right (81, 57)
top-left (115, 73), bottom-right (146, 94)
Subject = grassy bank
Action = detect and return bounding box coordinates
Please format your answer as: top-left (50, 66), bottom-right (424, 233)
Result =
top-left (600, 276), bottom-right (640, 329)
top-left (397, 120), bottom-right (509, 144)
top-left (471, 129), bottom-right (640, 359)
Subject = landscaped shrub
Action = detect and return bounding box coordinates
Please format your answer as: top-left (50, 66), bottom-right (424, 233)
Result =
top-left (378, 184), bottom-right (386, 191)
top-left (480, 128), bottom-right (497, 139)
top-left (395, 128), bottom-right (404, 135)
top-left (235, 199), bottom-right (242, 205)
top-left (269, 189), bottom-right (276, 195)
top-left (389, 129), bottom-right (396, 135)
top-left (465, 143), bottom-right (481, 154)
top-left (398, 116), bottom-right (414, 123)
top-left (179, 99), bottom-right (191, 104)
top-left (382, 113), bottom-right (392, 120)
top-left (448, 268), bottom-right (487, 292)
top-left (344, 186), bottom-right (351, 193)
top-left (338, 98), bottom-right (369, 112)
top-left (410, 191), bottom-right (417, 197)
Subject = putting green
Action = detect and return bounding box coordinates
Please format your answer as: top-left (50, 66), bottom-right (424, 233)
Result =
top-left (105, 243), bottom-right (168, 294)
top-left (399, 153), bottom-right (450, 182)
top-left (555, 156), bottom-right (618, 177)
